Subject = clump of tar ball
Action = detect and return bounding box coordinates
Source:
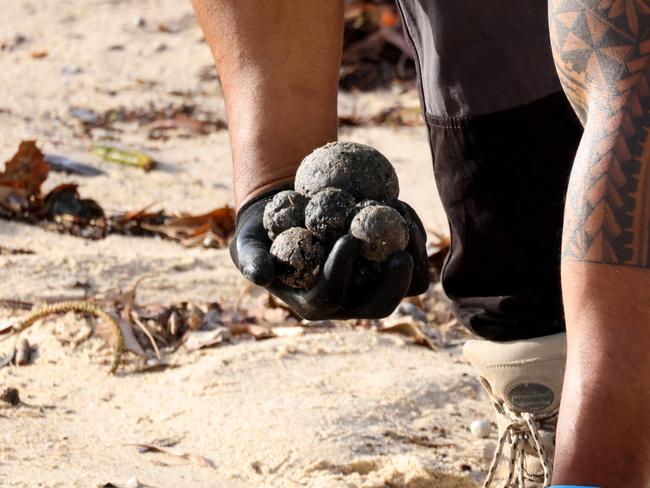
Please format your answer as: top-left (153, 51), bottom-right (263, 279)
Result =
top-left (263, 142), bottom-right (411, 289)
top-left (263, 190), bottom-right (308, 240)
top-left (350, 205), bottom-right (409, 262)
top-left (295, 142), bottom-right (399, 201)
top-left (269, 227), bottom-right (326, 289)
top-left (305, 188), bottom-right (356, 242)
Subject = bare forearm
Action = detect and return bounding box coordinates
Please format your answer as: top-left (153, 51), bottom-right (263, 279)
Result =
top-left (192, 0), bottom-right (344, 207)
top-left (550, 0), bottom-right (650, 484)
top-left (559, 264), bottom-right (650, 486)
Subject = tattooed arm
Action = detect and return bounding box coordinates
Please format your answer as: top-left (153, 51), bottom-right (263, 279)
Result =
top-left (552, 0), bottom-right (650, 266)
top-left (550, 1), bottom-right (650, 484)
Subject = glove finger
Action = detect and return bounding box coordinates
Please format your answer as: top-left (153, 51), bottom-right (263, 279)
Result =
top-left (266, 237), bottom-right (359, 320)
top-left (398, 201), bottom-right (427, 237)
top-left (237, 239), bottom-right (276, 287)
top-left (405, 218), bottom-right (430, 296)
top-left (266, 280), bottom-right (304, 314)
top-left (230, 199), bottom-right (277, 287)
top-left (230, 201), bottom-right (277, 287)
top-left (346, 251), bottom-right (413, 319)
top-left (306, 235), bottom-right (360, 310)
top-left (391, 200), bottom-right (429, 296)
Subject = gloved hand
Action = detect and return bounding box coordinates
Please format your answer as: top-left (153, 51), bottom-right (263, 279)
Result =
top-left (230, 187), bottom-right (429, 320)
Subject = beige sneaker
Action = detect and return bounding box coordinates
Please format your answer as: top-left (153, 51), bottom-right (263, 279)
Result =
top-left (463, 333), bottom-right (566, 488)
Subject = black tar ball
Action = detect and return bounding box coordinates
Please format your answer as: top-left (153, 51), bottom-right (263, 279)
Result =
top-left (350, 205), bottom-right (409, 262)
top-left (269, 227), bottom-right (326, 289)
top-left (304, 187), bottom-right (356, 242)
top-left (295, 142), bottom-right (399, 202)
top-left (263, 190), bottom-right (309, 241)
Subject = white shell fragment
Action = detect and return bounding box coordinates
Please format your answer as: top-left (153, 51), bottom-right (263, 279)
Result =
top-left (470, 419), bottom-right (491, 438)
top-left (125, 477), bottom-right (141, 488)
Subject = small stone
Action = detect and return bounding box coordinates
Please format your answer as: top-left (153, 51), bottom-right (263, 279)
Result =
top-left (470, 419), bottom-right (491, 439)
top-left (125, 476), bottom-right (141, 488)
top-left (295, 142), bottom-right (399, 201)
top-left (202, 234), bottom-right (219, 248)
top-left (270, 228), bottom-right (326, 289)
top-left (14, 338), bottom-right (30, 366)
top-left (305, 188), bottom-right (355, 242)
top-left (13, 34), bottom-right (28, 46)
top-left (0, 388), bottom-right (20, 406)
top-left (349, 205), bottom-right (409, 262)
top-left (132, 16), bottom-right (146, 28)
top-left (263, 191), bottom-right (309, 241)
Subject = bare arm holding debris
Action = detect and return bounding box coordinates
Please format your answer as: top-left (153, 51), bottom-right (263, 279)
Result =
top-left (191, 0), bottom-right (428, 319)
top-left (191, 0), bottom-right (343, 208)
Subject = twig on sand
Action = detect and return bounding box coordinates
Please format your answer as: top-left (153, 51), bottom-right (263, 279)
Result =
top-left (1, 300), bottom-right (124, 373)
top-left (131, 314), bottom-right (161, 359)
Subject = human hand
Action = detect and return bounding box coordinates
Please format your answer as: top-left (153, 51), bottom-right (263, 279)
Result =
top-left (230, 189), bottom-right (429, 320)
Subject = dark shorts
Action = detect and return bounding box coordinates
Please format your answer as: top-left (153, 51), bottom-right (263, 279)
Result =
top-left (396, 0), bottom-right (584, 341)
top-left (396, 0), bottom-right (561, 117)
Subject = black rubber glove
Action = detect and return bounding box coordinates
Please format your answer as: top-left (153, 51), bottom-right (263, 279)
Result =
top-left (230, 188), bottom-right (429, 320)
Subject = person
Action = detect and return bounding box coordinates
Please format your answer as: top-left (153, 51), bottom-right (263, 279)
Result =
top-left (190, 1), bottom-right (650, 486)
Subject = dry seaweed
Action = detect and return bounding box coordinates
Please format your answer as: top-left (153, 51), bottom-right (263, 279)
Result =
top-left (0, 141), bottom-right (235, 248)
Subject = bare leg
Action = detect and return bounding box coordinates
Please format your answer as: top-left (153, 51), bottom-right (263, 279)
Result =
top-left (550, 1), bottom-right (650, 485)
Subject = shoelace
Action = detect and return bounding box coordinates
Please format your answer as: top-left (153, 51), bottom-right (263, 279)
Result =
top-left (482, 400), bottom-right (558, 488)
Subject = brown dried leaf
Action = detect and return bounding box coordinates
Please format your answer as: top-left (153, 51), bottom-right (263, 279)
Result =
top-left (428, 232), bottom-right (451, 282)
top-left (147, 114), bottom-right (226, 137)
top-left (378, 319), bottom-right (437, 351)
top-left (184, 327), bottom-right (231, 351)
top-left (128, 444), bottom-right (217, 470)
top-left (0, 320), bottom-right (14, 335)
top-left (142, 206), bottom-right (235, 247)
top-left (267, 293), bottom-right (301, 320)
top-left (0, 299), bottom-right (33, 311)
top-left (0, 140), bottom-right (49, 198)
top-left (96, 318), bottom-right (145, 356)
top-left (0, 246), bottom-right (34, 255)
top-left (228, 323), bottom-right (275, 340)
top-left (116, 204), bottom-right (163, 224)
top-left (136, 437), bottom-right (182, 452)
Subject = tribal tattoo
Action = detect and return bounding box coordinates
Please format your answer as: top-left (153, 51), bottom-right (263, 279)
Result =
top-left (549, 0), bottom-right (650, 267)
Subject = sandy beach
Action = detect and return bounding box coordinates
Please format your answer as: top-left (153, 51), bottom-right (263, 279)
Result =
top-left (0, 2), bottom-right (495, 487)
